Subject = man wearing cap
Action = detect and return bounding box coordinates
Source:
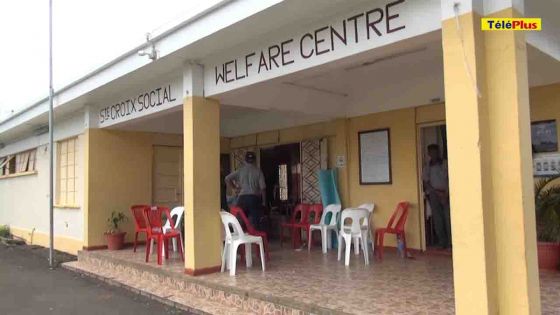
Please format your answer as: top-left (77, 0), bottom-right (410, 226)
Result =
top-left (225, 151), bottom-right (267, 230)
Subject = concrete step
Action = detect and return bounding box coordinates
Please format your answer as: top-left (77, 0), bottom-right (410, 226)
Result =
top-left (63, 250), bottom-right (316, 315)
top-left (63, 260), bottom-right (248, 315)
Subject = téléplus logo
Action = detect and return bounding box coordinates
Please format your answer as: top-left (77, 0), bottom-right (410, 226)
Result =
top-left (481, 18), bottom-right (541, 31)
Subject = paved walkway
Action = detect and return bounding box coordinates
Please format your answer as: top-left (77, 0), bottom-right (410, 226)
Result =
top-left (0, 243), bottom-right (188, 315)
top-left (80, 243), bottom-right (560, 314)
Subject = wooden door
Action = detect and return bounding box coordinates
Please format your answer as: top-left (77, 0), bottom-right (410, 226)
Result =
top-left (153, 146), bottom-right (183, 208)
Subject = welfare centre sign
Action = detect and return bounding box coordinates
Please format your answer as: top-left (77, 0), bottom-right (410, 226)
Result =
top-left (204, 0), bottom-right (441, 96)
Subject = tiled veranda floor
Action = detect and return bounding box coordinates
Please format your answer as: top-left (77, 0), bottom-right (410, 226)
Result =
top-left (73, 243), bottom-right (560, 314)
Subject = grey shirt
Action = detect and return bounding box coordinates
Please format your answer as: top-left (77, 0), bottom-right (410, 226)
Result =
top-left (422, 160), bottom-right (449, 192)
top-left (225, 163), bottom-right (266, 196)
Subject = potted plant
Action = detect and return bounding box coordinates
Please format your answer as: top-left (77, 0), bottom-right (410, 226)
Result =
top-left (105, 211), bottom-right (128, 250)
top-left (534, 174), bottom-right (560, 270)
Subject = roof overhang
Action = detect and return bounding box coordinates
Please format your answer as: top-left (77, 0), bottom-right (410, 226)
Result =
top-left (1, 0), bottom-right (558, 146)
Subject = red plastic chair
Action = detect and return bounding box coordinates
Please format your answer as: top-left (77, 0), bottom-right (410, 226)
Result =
top-left (374, 201), bottom-right (410, 260)
top-left (130, 205), bottom-right (150, 252)
top-left (280, 204), bottom-right (309, 248)
top-left (293, 203), bottom-right (323, 249)
top-left (230, 206), bottom-right (270, 260)
top-left (143, 206), bottom-right (184, 265)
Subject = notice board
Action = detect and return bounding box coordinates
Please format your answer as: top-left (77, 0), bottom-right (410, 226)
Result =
top-left (358, 128), bottom-right (392, 185)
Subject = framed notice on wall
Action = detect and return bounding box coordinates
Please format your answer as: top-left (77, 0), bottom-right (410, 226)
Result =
top-left (531, 120), bottom-right (558, 153)
top-left (358, 128), bottom-right (392, 185)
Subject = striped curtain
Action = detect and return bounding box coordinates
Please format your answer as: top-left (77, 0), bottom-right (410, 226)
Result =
top-left (300, 139), bottom-right (328, 204)
top-left (28, 150), bottom-right (36, 171)
top-left (16, 151), bottom-right (30, 172)
top-left (0, 156), bottom-right (7, 175)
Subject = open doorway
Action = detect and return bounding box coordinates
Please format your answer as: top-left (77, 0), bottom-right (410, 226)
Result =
top-left (418, 124), bottom-right (451, 252)
top-left (220, 153), bottom-right (231, 211)
top-left (259, 143), bottom-right (301, 239)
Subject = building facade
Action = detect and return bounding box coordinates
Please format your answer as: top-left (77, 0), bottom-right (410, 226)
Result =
top-left (1, 0), bottom-right (559, 313)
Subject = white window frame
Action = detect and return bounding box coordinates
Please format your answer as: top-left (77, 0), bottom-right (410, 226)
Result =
top-left (0, 149), bottom-right (37, 178)
top-left (56, 137), bottom-right (79, 208)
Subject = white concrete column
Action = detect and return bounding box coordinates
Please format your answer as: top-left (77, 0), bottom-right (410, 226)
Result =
top-left (84, 105), bottom-right (99, 129)
top-left (183, 62), bottom-right (204, 98)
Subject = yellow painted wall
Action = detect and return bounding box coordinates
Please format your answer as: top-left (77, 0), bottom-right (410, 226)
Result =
top-left (228, 120), bottom-right (346, 204)
top-left (257, 131), bottom-right (279, 146)
top-left (79, 84), bottom-right (558, 251)
top-left (529, 83), bottom-right (560, 190)
top-left (412, 83), bottom-right (560, 128)
top-left (230, 134), bottom-right (257, 148)
top-left (217, 83), bottom-right (560, 252)
top-left (228, 121), bottom-right (338, 149)
top-left (347, 108), bottom-right (422, 249)
top-left (410, 85), bottom-right (560, 147)
top-left (229, 111), bottom-right (430, 249)
top-left (416, 103), bottom-right (446, 124)
top-left (84, 129), bottom-right (182, 247)
top-left (220, 137), bottom-right (231, 154)
top-left (530, 83), bottom-right (560, 145)
top-left (10, 226), bottom-right (83, 255)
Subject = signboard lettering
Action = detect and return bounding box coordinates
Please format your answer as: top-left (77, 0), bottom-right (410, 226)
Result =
top-left (98, 83), bottom-right (179, 126)
top-left (213, 0), bottom-right (406, 87)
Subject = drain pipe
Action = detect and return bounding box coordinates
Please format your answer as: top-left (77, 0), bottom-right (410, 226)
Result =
top-left (30, 227), bottom-right (36, 245)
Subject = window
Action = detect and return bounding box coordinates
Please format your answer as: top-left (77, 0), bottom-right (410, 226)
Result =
top-left (0, 156), bottom-right (12, 175)
top-left (57, 137), bottom-right (78, 206)
top-left (0, 149), bottom-right (37, 177)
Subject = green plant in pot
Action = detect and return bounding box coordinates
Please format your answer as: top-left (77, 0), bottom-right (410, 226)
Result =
top-left (534, 174), bottom-right (560, 270)
top-left (105, 211), bottom-right (128, 250)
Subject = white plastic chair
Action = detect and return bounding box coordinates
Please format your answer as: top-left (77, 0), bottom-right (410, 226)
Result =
top-left (357, 203), bottom-right (375, 254)
top-left (151, 206), bottom-right (184, 255)
top-left (220, 211), bottom-right (265, 276)
top-left (338, 208), bottom-right (370, 266)
top-left (164, 206), bottom-right (184, 251)
top-left (308, 204), bottom-right (342, 254)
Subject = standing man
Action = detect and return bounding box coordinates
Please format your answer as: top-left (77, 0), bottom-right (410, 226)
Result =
top-left (422, 144), bottom-right (451, 249)
top-left (225, 152), bottom-right (266, 230)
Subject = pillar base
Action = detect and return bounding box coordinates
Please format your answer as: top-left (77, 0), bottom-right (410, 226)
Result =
top-left (184, 266), bottom-right (221, 276)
